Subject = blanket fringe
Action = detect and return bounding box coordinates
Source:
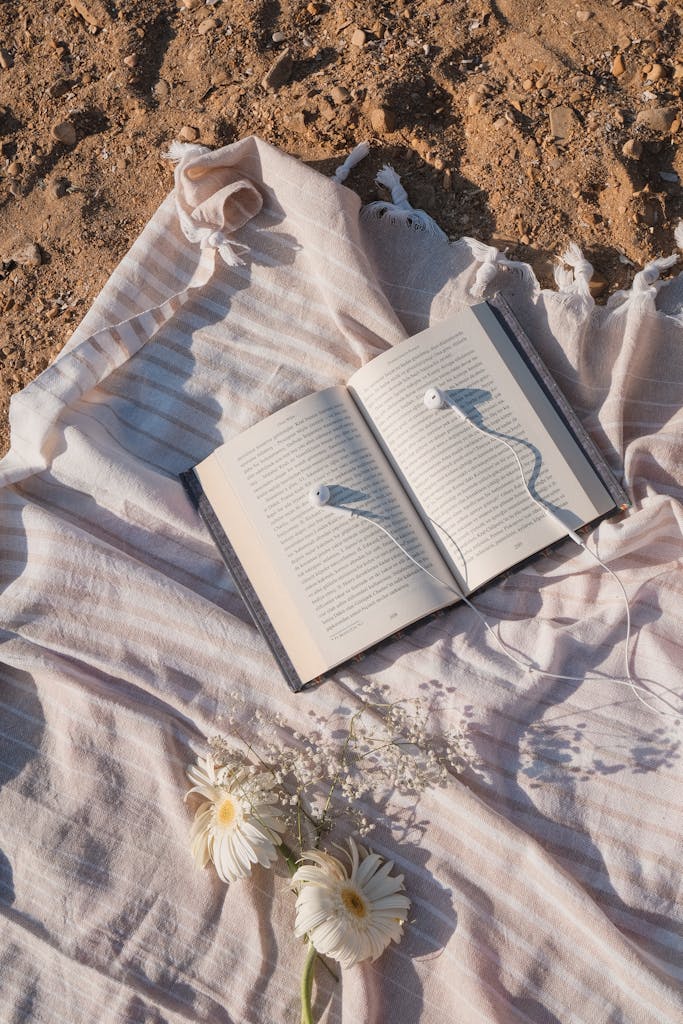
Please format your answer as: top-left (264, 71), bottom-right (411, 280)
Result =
top-left (361, 165), bottom-right (448, 239)
top-left (607, 220), bottom-right (683, 313)
top-left (464, 238), bottom-right (536, 298)
top-left (554, 243), bottom-right (594, 296)
top-left (332, 141), bottom-right (370, 184)
top-left (163, 140), bottom-right (211, 163)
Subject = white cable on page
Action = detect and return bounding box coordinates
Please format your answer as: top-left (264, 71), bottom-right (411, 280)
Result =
top-left (421, 387), bottom-right (680, 719)
top-left (357, 514), bottom-right (679, 720)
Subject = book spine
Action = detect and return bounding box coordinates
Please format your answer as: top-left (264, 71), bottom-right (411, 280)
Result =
top-left (180, 469), bottom-right (306, 693)
top-left (487, 295), bottom-right (630, 511)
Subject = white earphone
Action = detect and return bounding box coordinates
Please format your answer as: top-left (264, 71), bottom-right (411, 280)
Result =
top-left (423, 385), bottom-right (467, 419)
top-left (308, 484), bottom-right (356, 518)
top-left (423, 386), bottom-right (584, 545)
top-left (305, 387), bottom-right (681, 720)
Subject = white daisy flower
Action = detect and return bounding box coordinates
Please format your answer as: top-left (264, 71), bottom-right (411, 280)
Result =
top-left (292, 839), bottom-right (411, 968)
top-left (185, 753), bottom-right (285, 883)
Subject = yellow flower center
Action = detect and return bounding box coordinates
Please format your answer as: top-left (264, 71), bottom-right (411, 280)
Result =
top-left (341, 887), bottom-right (367, 918)
top-left (216, 795), bottom-right (238, 828)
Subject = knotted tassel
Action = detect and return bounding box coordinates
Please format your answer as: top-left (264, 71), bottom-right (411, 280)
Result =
top-left (465, 238), bottom-right (536, 299)
top-left (362, 165), bottom-right (448, 239)
top-left (332, 141), bottom-right (370, 184)
top-left (606, 224), bottom-right (682, 314)
top-left (164, 140), bottom-right (210, 163)
top-left (554, 242), bottom-right (594, 297)
top-left (630, 220), bottom-right (683, 296)
top-left (163, 141), bottom-right (251, 268)
top-left (630, 252), bottom-right (679, 294)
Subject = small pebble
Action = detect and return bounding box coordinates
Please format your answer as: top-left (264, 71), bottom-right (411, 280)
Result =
top-left (262, 47), bottom-right (293, 91)
top-left (575, 9), bottom-right (592, 21)
top-left (197, 17), bottom-right (220, 35)
top-left (0, 47), bottom-right (12, 69)
top-left (646, 63), bottom-right (664, 82)
top-left (272, 31), bottom-right (286, 43)
top-left (6, 160), bottom-right (21, 177)
top-left (318, 99), bottom-right (335, 122)
top-left (635, 106), bottom-right (677, 133)
top-left (622, 138), bottom-right (643, 159)
top-left (48, 78), bottom-right (73, 98)
top-left (153, 79), bottom-right (170, 99)
top-left (673, 63), bottom-right (683, 81)
top-left (548, 105), bottom-right (577, 140)
top-left (370, 106), bottom-right (395, 133)
top-left (52, 120), bottom-right (77, 145)
top-left (179, 125), bottom-right (199, 142)
top-left (180, 0), bottom-right (202, 7)
top-left (612, 53), bottom-right (625, 77)
top-left (330, 85), bottom-right (351, 104)
top-left (351, 28), bottom-right (367, 47)
top-left (69, 0), bottom-right (105, 29)
top-left (14, 243), bottom-right (42, 268)
top-left (589, 274), bottom-right (607, 299)
top-left (123, 53), bottom-right (138, 68)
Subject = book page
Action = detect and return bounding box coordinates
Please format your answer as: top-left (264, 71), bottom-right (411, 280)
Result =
top-left (194, 386), bottom-right (459, 683)
top-left (348, 305), bottom-right (614, 592)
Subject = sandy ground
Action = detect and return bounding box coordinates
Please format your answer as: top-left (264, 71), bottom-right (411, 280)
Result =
top-left (1, 0), bottom-right (681, 457)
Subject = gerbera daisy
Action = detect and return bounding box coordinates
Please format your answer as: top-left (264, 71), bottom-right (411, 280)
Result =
top-left (185, 753), bottom-right (285, 883)
top-left (292, 839), bottom-right (410, 968)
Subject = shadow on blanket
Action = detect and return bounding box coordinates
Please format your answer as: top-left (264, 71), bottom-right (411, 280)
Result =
top-left (0, 667), bottom-right (46, 907)
top-left (456, 642), bottom-right (681, 969)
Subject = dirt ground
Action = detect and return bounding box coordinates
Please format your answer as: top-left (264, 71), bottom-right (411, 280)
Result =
top-left (1, 0), bottom-right (681, 457)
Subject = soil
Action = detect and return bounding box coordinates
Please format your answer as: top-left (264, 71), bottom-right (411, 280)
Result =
top-left (1, 0), bottom-right (682, 457)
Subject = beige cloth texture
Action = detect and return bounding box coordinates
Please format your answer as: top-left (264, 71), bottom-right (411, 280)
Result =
top-left (1, 136), bottom-right (681, 1023)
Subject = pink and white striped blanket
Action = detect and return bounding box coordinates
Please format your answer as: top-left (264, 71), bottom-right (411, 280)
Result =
top-left (1, 136), bottom-right (681, 1023)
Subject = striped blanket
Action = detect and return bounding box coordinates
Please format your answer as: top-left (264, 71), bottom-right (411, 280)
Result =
top-left (1, 136), bottom-right (681, 1023)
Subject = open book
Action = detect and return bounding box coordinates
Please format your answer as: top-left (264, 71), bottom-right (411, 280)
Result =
top-left (181, 298), bottom-right (628, 691)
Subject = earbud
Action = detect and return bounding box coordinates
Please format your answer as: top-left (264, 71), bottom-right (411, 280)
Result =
top-left (424, 386), bottom-right (467, 419)
top-left (308, 484), bottom-right (356, 518)
top-left (423, 386), bottom-right (447, 410)
top-left (309, 484), bottom-right (331, 507)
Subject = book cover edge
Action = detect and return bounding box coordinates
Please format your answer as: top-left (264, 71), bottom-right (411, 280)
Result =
top-left (485, 295), bottom-right (630, 512)
top-left (180, 468), bottom-right (307, 693)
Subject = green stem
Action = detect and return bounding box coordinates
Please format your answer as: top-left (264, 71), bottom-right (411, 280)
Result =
top-left (300, 942), bottom-right (317, 1024)
top-left (278, 841), bottom-right (299, 877)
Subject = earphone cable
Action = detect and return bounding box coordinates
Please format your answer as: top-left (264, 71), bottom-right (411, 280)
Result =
top-left (357, 503), bottom-right (680, 721)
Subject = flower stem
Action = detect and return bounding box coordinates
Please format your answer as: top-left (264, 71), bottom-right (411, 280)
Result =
top-left (278, 841), bottom-right (299, 877)
top-left (300, 942), bottom-right (317, 1024)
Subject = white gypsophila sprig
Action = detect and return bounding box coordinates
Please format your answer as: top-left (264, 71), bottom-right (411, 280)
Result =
top-left (292, 838), bottom-right (411, 969)
top-left (185, 752), bottom-right (286, 883)
top-left (210, 686), bottom-right (469, 850)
